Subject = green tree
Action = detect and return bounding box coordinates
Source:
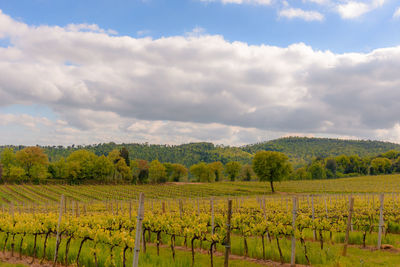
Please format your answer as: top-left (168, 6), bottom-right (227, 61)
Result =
top-left (94, 155), bottom-right (114, 181)
top-left (225, 161), bottom-right (241, 181)
top-left (208, 161), bottom-right (224, 182)
top-left (170, 163), bottom-right (188, 182)
top-left (190, 162), bottom-right (214, 182)
top-left (163, 163), bottom-right (174, 180)
top-left (308, 162), bottom-right (327, 180)
top-left (107, 149), bottom-right (121, 164)
top-left (66, 150), bottom-right (97, 182)
top-left (149, 160), bottom-right (167, 183)
top-left (30, 164), bottom-right (49, 182)
top-left (370, 157), bottom-right (392, 174)
top-left (130, 160), bottom-right (140, 183)
top-left (8, 166), bottom-right (26, 182)
top-left (119, 147), bottom-right (130, 166)
top-left (137, 160), bottom-right (149, 184)
top-left (49, 157), bottom-right (68, 179)
top-left (115, 159), bottom-right (132, 181)
top-left (0, 148), bottom-right (16, 178)
top-left (293, 167), bottom-right (311, 180)
top-left (252, 151), bottom-right (291, 193)
top-left (15, 147), bottom-right (49, 180)
top-left (325, 158), bottom-right (337, 175)
top-left (239, 164), bottom-right (254, 181)
top-left (381, 150), bottom-right (399, 160)
top-left (335, 155), bottom-right (350, 174)
top-left (107, 149), bottom-right (130, 180)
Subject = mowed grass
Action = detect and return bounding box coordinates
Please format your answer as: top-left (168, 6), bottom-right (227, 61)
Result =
top-left (1, 174), bottom-right (400, 204)
top-left (276, 174), bottom-right (400, 194)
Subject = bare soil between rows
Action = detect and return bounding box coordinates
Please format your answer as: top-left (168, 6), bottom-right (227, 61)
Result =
top-left (0, 251), bottom-right (65, 266)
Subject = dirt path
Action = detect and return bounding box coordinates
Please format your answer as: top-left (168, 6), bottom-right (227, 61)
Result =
top-left (0, 251), bottom-right (64, 267)
top-left (153, 243), bottom-right (308, 267)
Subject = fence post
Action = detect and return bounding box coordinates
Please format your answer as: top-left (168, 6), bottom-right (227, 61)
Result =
top-left (311, 195), bottom-right (316, 240)
top-left (129, 201), bottom-right (132, 220)
top-left (291, 197), bottom-right (297, 267)
top-left (342, 196), bottom-right (354, 256)
top-left (324, 196), bottom-right (328, 218)
top-left (53, 195), bottom-right (64, 266)
top-left (224, 200), bottom-right (233, 267)
top-left (133, 193), bottom-right (145, 267)
top-left (179, 199), bottom-right (183, 218)
top-left (211, 198), bottom-right (215, 234)
top-left (378, 193), bottom-right (384, 249)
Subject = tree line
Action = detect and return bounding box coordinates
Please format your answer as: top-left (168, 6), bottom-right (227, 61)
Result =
top-left (292, 150), bottom-right (400, 180)
top-left (2, 145), bottom-right (400, 192)
top-left (3, 137), bottom-right (400, 169)
top-left (0, 146), bottom-right (270, 185)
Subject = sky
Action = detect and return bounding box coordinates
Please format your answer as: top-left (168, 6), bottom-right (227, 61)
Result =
top-left (1, 0), bottom-right (400, 146)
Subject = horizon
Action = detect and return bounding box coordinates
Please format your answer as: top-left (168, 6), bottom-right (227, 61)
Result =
top-left (1, 1), bottom-right (400, 146)
top-left (1, 135), bottom-right (400, 148)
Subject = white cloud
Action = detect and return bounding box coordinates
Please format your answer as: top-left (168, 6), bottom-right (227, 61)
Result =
top-left (393, 7), bottom-right (400, 18)
top-left (336, 0), bottom-right (385, 19)
top-left (279, 8), bottom-right (324, 21)
top-left (337, 2), bottom-right (369, 19)
top-left (66, 24), bottom-right (118, 35)
top-left (200, 0), bottom-right (387, 20)
top-left (2, 10), bottom-right (400, 145)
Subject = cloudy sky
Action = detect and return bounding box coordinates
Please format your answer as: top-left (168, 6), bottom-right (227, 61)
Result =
top-left (1, 0), bottom-right (400, 146)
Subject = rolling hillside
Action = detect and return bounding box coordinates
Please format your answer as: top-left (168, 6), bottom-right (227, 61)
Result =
top-left (2, 137), bottom-right (400, 167)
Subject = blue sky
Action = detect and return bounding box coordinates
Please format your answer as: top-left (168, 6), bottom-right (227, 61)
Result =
top-left (1, 0), bottom-right (400, 146)
top-left (2, 0), bottom-right (400, 53)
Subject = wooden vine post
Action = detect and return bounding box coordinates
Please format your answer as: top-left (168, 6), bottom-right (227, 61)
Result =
top-left (378, 193), bottom-right (384, 249)
top-left (53, 195), bottom-right (64, 266)
top-left (224, 200), bottom-right (232, 267)
top-left (129, 200), bottom-right (132, 220)
top-left (133, 193), bottom-right (145, 267)
top-left (291, 197), bottom-right (297, 267)
top-left (211, 198), bottom-right (215, 234)
top-left (342, 196), bottom-right (354, 256)
top-left (311, 195), bottom-right (316, 240)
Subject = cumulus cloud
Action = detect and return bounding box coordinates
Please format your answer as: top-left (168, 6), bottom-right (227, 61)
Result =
top-left (279, 8), bottom-right (324, 21)
top-left (1, 10), bottom-right (400, 145)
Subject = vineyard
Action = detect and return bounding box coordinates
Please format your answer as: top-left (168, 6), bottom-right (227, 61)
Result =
top-left (1, 177), bottom-right (400, 266)
top-left (1, 174), bottom-right (400, 205)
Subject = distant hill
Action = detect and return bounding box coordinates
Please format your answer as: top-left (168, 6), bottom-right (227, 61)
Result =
top-left (0, 142), bottom-right (253, 167)
top-left (2, 137), bottom-right (400, 168)
top-left (242, 137), bottom-right (400, 167)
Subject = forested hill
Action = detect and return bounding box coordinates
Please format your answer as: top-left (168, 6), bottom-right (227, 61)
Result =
top-left (243, 137), bottom-right (400, 167)
top-left (2, 137), bottom-right (400, 167)
top-left (0, 142), bottom-right (253, 167)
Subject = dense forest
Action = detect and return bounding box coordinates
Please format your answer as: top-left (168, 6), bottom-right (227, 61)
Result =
top-left (2, 137), bottom-right (400, 167)
top-left (243, 137), bottom-right (400, 167)
top-left (1, 137), bottom-right (400, 184)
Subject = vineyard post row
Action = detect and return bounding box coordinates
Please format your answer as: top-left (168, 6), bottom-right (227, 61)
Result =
top-left (0, 191), bottom-right (397, 267)
top-left (1, 191), bottom-right (400, 213)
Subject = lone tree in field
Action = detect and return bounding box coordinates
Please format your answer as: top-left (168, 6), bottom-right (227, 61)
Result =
top-left (252, 151), bottom-right (291, 193)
